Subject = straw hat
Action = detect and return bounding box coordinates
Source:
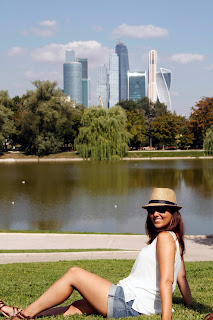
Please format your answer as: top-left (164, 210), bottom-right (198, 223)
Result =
top-left (142, 188), bottom-right (182, 210)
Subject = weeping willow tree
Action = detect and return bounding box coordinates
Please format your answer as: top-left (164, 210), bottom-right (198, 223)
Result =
top-left (75, 106), bottom-right (131, 160)
top-left (203, 126), bottom-right (213, 155)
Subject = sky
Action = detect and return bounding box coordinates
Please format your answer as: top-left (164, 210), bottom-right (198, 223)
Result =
top-left (1, 0), bottom-right (213, 117)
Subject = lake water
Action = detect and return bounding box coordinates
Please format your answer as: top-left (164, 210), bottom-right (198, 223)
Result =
top-left (0, 159), bottom-right (212, 235)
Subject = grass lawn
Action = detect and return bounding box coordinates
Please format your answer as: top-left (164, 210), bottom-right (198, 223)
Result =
top-left (0, 260), bottom-right (212, 320)
top-left (1, 150), bottom-right (211, 160)
top-left (127, 150), bottom-right (205, 158)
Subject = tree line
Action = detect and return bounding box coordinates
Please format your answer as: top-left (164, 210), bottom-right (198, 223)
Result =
top-left (0, 80), bottom-right (212, 159)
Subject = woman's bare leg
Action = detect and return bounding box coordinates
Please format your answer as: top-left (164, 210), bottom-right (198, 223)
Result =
top-left (18, 267), bottom-right (112, 318)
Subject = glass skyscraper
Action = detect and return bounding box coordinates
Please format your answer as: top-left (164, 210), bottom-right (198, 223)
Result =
top-left (63, 50), bottom-right (82, 104)
top-left (115, 41), bottom-right (129, 101)
top-left (156, 68), bottom-right (172, 111)
top-left (128, 71), bottom-right (146, 102)
top-left (109, 53), bottom-right (119, 108)
top-left (148, 50), bottom-right (157, 103)
top-left (77, 58), bottom-right (89, 107)
top-left (97, 64), bottom-right (108, 108)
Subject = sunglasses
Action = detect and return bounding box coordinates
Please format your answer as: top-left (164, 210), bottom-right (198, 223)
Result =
top-left (147, 206), bottom-right (168, 215)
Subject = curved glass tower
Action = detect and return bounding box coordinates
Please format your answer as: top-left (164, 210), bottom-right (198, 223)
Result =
top-left (115, 41), bottom-right (129, 101)
top-left (63, 61), bottom-right (82, 104)
top-left (156, 68), bottom-right (172, 111)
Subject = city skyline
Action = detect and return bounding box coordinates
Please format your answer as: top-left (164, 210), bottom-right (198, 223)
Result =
top-left (1, 0), bottom-right (213, 117)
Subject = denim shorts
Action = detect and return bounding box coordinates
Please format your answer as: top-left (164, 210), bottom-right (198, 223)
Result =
top-left (107, 284), bottom-right (141, 318)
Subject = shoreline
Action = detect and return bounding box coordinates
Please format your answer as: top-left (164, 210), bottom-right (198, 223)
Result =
top-left (0, 156), bottom-right (213, 162)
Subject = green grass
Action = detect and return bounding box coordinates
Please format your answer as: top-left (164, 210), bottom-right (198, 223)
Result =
top-left (0, 249), bottom-right (124, 253)
top-left (127, 150), bottom-right (205, 158)
top-left (0, 229), bottom-right (139, 235)
top-left (0, 260), bottom-right (212, 319)
top-left (1, 150), bottom-right (211, 161)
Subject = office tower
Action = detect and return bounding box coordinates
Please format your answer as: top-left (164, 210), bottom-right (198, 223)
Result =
top-left (115, 41), bottom-right (129, 101)
top-left (97, 64), bottom-right (108, 108)
top-left (109, 53), bottom-right (119, 108)
top-left (63, 50), bottom-right (82, 104)
top-left (128, 71), bottom-right (146, 102)
top-left (156, 68), bottom-right (172, 111)
top-left (66, 50), bottom-right (75, 63)
top-left (148, 50), bottom-right (157, 103)
top-left (77, 58), bottom-right (89, 107)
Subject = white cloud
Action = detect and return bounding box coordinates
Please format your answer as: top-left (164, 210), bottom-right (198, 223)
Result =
top-left (21, 20), bottom-right (58, 38)
top-left (31, 27), bottom-right (55, 37)
top-left (205, 64), bottom-right (213, 70)
top-left (30, 41), bottom-right (113, 69)
top-left (8, 46), bottom-right (27, 56)
top-left (39, 20), bottom-right (57, 28)
top-left (170, 53), bottom-right (204, 64)
top-left (111, 24), bottom-right (169, 39)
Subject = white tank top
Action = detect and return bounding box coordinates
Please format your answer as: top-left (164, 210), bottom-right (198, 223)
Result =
top-left (117, 231), bottom-right (181, 315)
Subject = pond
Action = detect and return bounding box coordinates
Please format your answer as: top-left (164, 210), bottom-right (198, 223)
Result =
top-left (0, 159), bottom-right (212, 235)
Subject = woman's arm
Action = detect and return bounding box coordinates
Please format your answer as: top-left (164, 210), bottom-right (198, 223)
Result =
top-left (156, 232), bottom-right (176, 320)
top-left (177, 258), bottom-right (193, 305)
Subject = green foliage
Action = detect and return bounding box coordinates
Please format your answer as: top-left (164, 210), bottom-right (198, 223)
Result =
top-left (203, 126), bottom-right (213, 155)
top-left (75, 106), bottom-right (131, 160)
top-left (0, 91), bottom-right (15, 150)
top-left (188, 97), bottom-right (213, 148)
top-left (0, 260), bottom-right (212, 319)
top-left (16, 81), bottom-right (82, 156)
top-left (150, 113), bottom-right (180, 149)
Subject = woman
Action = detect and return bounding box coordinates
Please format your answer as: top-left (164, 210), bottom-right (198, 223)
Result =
top-left (0, 188), bottom-right (192, 320)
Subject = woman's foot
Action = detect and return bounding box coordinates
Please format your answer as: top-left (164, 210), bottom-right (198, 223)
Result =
top-left (0, 300), bottom-right (21, 318)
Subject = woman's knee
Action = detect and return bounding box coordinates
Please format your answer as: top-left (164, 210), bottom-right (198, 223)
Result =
top-left (66, 266), bottom-right (83, 277)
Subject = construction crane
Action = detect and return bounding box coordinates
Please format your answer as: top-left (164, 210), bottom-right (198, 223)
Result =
top-left (99, 96), bottom-right (104, 108)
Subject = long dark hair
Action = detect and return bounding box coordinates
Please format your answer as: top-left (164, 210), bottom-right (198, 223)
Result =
top-left (145, 209), bottom-right (185, 257)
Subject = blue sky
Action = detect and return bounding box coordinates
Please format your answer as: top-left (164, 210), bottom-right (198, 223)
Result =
top-left (1, 0), bottom-right (213, 117)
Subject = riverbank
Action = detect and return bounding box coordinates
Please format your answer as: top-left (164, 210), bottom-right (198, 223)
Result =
top-left (0, 150), bottom-right (213, 162)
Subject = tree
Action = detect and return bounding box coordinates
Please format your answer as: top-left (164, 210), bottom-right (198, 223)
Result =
top-left (150, 113), bottom-right (180, 149)
top-left (0, 91), bottom-right (15, 150)
top-left (188, 97), bottom-right (213, 148)
top-left (17, 80), bottom-right (80, 156)
top-left (75, 106), bottom-right (131, 160)
top-left (203, 126), bottom-right (213, 155)
top-left (118, 100), bottom-right (146, 149)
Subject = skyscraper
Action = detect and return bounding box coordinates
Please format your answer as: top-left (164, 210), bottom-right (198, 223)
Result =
top-left (66, 50), bottom-right (75, 63)
top-left (156, 68), bottom-right (172, 111)
top-left (63, 50), bottom-right (82, 104)
top-left (109, 53), bottom-right (119, 108)
top-left (128, 71), bottom-right (146, 102)
top-left (97, 64), bottom-right (108, 108)
top-left (148, 50), bottom-right (157, 103)
top-left (77, 58), bottom-right (89, 107)
top-left (115, 41), bottom-right (129, 101)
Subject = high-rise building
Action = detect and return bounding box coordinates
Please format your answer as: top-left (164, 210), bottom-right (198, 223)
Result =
top-left (148, 50), bottom-right (157, 103)
top-left (109, 53), bottom-right (119, 108)
top-left (115, 41), bottom-right (129, 101)
top-left (77, 58), bottom-right (89, 107)
top-left (97, 64), bottom-right (108, 108)
top-left (156, 68), bottom-right (172, 111)
top-left (66, 50), bottom-right (75, 63)
top-left (63, 50), bottom-right (82, 104)
top-left (128, 71), bottom-right (146, 102)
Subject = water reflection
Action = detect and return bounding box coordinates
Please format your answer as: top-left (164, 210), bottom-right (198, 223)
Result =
top-left (0, 160), bottom-right (212, 235)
